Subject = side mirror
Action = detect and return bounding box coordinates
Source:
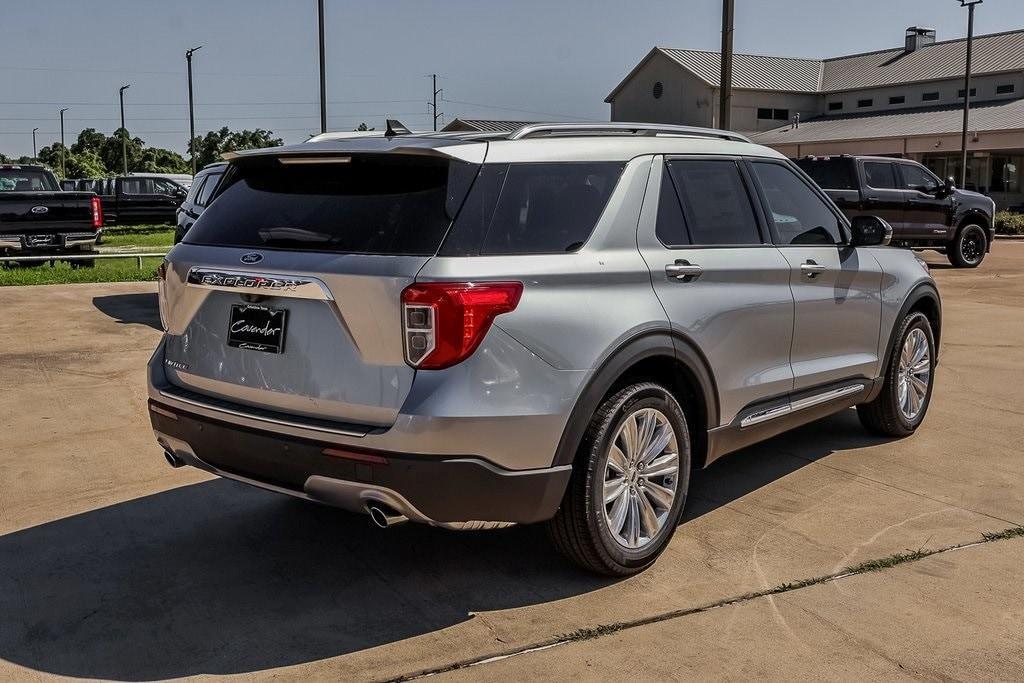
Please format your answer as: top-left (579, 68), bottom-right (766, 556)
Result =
top-left (850, 215), bottom-right (892, 247)
top-left (943, 176), bottom-right (956, 195)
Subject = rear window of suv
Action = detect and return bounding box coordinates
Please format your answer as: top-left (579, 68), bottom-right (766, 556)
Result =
top-left (440, 162), bottom-right (624, 255)
top-left (184, 154), bottom-right (478, 256)
top-left (794, 158), bottom-right (857, 190)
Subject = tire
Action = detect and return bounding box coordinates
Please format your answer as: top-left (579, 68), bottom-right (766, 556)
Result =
top-left (857, 312), bottom-right (935, 437)
top-left (947, 223), bottom-right (988, 268)
top-left (547, 382), bottom-right (691, 576)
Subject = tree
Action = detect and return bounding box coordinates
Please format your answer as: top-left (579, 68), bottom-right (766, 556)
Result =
top-left (355, 122), bottom-right (375, 131)
top-left (190, 127), bottom-right (283, 169)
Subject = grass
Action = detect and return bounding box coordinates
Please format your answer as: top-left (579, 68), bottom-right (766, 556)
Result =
top-left (0, 257), bottom-right (163, 286)
top-left (100, 228), bottom-right (174, 250)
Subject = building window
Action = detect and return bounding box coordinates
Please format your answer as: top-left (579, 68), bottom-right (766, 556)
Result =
top-left (653, 81), bottom-right (664, 99)
top-left (757, 108), bottom-right (790, 121)
top-left (996, 84), bottom-right (1015, 95)
top-left (889, 95), bottom-right (905, 105)
top-left (828, 101), bottom-right (843, 111)
top-left (922, 92), bottom-right (940, 101)
top-left (857, 98), bottom-right (873, 108)
top-left (957, 88), bottom-right (977, 98)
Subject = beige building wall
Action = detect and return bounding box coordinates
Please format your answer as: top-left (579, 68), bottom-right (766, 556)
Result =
top-left (726, 90), bottom-right (821, 132)
top-left (609, 52), bottom-right (714, 127)
top-left (822, 73), bottom-right (1024, 114)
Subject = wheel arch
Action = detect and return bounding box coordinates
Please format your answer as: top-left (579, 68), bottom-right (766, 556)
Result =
top-left (870, 282), bottom-right (941, 401)
top-left (957, 209), bottom-right (990, 231)
top-left (552, 329), bottom-right (719, 470)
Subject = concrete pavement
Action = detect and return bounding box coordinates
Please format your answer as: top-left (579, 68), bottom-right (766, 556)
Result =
top-left (0, 243), bottom-right (1022, 681)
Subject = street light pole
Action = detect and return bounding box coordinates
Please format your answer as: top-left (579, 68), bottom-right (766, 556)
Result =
top-left (32, 127), bottom-right (38, 161)
top-left (318, 0), bottom-right (327, 133)
top-left (186, 46), bottom-right (202, 175)
top-left (959, 0), bottom-right (982, 189)
top-left (58, 108), bottom-right (68, 177)
top-left (719, 0), bottom-right (735, 130)
top-left (119, 84), bottom-right (131, 176)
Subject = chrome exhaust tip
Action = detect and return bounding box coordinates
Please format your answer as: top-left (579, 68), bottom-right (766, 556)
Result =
top-left (163, 449), bottom-right (185, 468)
top-left (367, 503), bottom-right (408, 528)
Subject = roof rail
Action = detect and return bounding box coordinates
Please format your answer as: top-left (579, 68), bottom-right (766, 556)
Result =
top-left (508, 122), bottom-right (752, 143)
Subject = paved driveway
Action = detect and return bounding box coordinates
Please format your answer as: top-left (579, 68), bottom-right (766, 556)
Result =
top-left (1, 244), bottom-right (1022, 681)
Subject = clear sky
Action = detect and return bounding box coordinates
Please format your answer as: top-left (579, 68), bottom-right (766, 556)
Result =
top-left (2, 0), bottom-right (1023, 158)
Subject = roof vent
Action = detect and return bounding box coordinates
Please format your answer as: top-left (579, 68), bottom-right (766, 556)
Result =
top-left (905, 26), bottom-right (936, 52)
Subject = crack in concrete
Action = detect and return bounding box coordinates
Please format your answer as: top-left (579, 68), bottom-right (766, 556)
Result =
top-left (384, 527), bottom-right (1024, 682)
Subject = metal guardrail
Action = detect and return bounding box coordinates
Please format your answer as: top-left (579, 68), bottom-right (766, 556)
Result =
top-left (0, 252), bottom-right (169, 268)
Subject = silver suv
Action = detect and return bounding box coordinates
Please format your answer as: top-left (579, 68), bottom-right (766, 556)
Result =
top-left (149, 122), bottom-right (940, 575)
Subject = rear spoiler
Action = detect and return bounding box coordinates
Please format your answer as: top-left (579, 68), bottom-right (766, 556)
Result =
top-left (221, 139), bottom-right (487, 165)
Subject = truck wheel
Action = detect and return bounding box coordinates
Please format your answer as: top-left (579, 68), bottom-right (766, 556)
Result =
top-left (547, 382), bottom-right (691, 575)
top-left (947, 224), bottom-right (987, 268)
top-left (857, 312), bottom-right (935, 437)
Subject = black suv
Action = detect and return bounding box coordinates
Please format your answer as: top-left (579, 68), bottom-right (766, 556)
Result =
top-left (174, 163), bottom-right (227, 244)
top-left (797, 155), bottom-right (996, 268)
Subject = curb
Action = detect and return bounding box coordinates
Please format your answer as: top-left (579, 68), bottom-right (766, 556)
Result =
top-left (994, 234), bottom-right (1024, 240)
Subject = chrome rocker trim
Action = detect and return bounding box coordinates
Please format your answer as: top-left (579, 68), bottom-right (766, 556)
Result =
top-left (740, 383), bottom-right (865, 428)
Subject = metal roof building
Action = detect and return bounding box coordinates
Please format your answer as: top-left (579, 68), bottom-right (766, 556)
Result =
top-left (606, 26), bottom-right (1024, 207)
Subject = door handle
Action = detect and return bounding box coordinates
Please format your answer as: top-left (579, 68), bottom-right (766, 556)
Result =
top-left (800, 260), bottom-right (826, 278)
top-left (665, 260), bottom-right (703, 282)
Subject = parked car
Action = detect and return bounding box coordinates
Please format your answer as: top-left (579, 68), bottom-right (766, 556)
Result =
top-left (63, 175), bottom-right (187, 225)
top-left (1, 164), bottom-right (103, 266)
top-left (130, 172), bottom-right (195, 190)
top-left (796, 155), bottom-right (995, 268)
top-left (174, 162), bottom-right (227, 244)
top-left (148, 123), bottom-right (941, 575)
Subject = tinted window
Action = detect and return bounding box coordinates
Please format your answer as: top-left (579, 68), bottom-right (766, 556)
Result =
top-left (0, 168), bottom-right (59, 191)
top-left (474, 162), bottom-right (623, 255)
top-left (889, 95), bottom-right (905, 104)
top-left (186, 154), bottom-right (478, 256)
top-left (922, 92), bottom-right (940, 101)
top-left (863, 162), bottom-right (899, 189)
top-left (752, 162), bottom-right (844, 246)
top-left (655, 165), bottom-right (688, 246)
top-left (154, 179), bottom-right (181, 194)
top-left (900, 163), bottom-right (939, 193)
top-left (196, 173), bottom-right (222, 206)
top-left (996, 84), bottom-right (1015, 94)
top-left (794, 158), bottom-right (857, 190)
top-left (184, 176), bottom-right (206, 205)
top-left (857, 99), bottom-right (873, 108)
top-left (666, 159), bottom-right (761, 245)
top-left (121, 178), bottom-right (154, 194)
top-left (828, 101), bottom-right (843, 111)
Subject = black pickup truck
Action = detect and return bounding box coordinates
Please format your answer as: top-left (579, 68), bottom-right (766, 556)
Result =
top-left (1, 164), bottom-right (102, 265)
top-left (796, 155), bottom-right (996, 268)
top-left (62, 175), bottom-right (187, 225)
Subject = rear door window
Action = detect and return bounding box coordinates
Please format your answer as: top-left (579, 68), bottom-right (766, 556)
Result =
top-left (794, 158), bottom-right (857, 190)
top-left (665, 159), bottom-right (762, 245)
top-left (196, 173), bottom-right (222, 206)
top-left (185, 154), bottom-right (478, 256)
top-left (863, 161), bottom-right (899, 189)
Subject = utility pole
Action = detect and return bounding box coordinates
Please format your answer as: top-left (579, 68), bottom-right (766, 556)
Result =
top-left (959, 0), bottom-right (982, 189)
top-left (119, 84), bottom-right (131, 176)
top-left (428, 74), bottom-right (443, 131)
top-left (186, 46), bottom-right (202, 175)
top-left (718, 0), bottom-right (735, 130)
top-left (58, 108), bottom-right (68, 177)
top-left (318, 0), bottom-right (327, 133)
top-left (32, 127), bottom-right (38, 160)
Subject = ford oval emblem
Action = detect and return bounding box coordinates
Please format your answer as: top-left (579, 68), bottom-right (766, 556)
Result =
top-left (30, 205), bottom-right (49, 215)
top-left (240, 252), bottom-right (263, 265)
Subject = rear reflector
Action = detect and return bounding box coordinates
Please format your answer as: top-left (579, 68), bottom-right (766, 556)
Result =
top-left (149, 403), bottom-right (178, 420)
top-left (321, 447), bottom-right (389, 465)
top-left (401, 282), bottom-right (523, 369)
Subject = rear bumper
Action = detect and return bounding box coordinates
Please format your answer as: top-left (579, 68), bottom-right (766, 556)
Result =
top-left (149, 399), bottom-right (571, 525)
top-left (0, 232), bottom-right (98, 253)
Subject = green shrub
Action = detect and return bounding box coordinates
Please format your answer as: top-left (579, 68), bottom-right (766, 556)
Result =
top-left (995, 210), bottom-right (1024, 236)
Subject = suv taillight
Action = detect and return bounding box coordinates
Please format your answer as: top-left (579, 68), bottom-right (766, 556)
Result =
top-left (401, 282), bottom-right (523, 369)
top-left (90, 196), bottom-right (103, 230)
top-left (156, 260), bottom-right (169, 331)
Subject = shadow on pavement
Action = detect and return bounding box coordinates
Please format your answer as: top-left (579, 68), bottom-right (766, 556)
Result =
top-left (0, 409), bottom-right (891, 679)
top-left (92, 293), bottom-right (161, 331)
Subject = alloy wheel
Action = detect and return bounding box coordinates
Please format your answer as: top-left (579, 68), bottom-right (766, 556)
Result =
top-left (602, 408), bottom-right (679, 549)
top-left (960, 226), bottom-right (985, 264)
top-left (897, 327), bottom-right (931, 421)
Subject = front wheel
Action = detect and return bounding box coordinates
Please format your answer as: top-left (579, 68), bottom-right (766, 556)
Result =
top-left (857, 312), bottom-right (935, 437)
top-left (547, 382), bottom-right (691, 575)
top-left (947, 224), bottom-right (988, 268)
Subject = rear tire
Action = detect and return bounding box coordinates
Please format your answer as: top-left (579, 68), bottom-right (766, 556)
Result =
top-left (857, 312), bottom-right (935, 437)
top-left (947, 223), bottom-right (987, 268)
top-left (547, 382), bottom-right (691, 576)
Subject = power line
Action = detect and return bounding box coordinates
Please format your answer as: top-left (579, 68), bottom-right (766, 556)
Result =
top-left (0, 99), bottom-right (424, 107)
top-left (440, 97), bottom-right (592, 120)
top-left (0, 111), bottom-right (428, 122)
